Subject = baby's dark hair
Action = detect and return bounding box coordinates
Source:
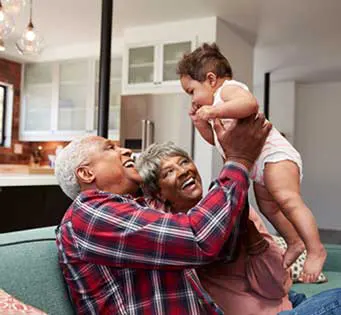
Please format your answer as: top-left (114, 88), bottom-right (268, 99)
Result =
top-left (177, 43), bottom-right (233, 82)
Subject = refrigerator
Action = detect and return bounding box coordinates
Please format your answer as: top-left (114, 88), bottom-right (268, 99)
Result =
top-left (120, 93), bottom-right (193, 157)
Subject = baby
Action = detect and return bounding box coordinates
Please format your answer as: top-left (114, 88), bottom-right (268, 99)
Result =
top-left (177, 42), bottom-right (326, 283)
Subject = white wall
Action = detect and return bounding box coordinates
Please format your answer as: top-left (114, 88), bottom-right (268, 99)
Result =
top-left (295, 82), bottom-right (341, 230)
top-left (123, 17), bottom-right (217, 45)
top-left (216, 18), bottom-right (253, 90)
top-left (253, 81), bottom-right (296, 144)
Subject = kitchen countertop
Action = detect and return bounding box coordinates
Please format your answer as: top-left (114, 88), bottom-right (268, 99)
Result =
top-left (0, 164), bottom-right (58, 187)
top-left (0, 173), bottom-right (58, 187)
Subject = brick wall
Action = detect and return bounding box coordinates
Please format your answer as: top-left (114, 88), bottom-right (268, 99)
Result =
top-left (0, 58), bottom-right (67, 165)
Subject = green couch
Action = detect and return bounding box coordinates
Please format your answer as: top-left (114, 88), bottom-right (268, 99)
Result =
top-left (0, 226), bottom-right (340, 314)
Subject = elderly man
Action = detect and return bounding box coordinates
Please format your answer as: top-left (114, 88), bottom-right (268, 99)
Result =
top-left (54, 114), bottom-right (271, 315)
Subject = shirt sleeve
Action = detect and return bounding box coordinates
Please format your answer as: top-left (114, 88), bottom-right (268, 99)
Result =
top-left (71, 162), bottom-right (249, 269)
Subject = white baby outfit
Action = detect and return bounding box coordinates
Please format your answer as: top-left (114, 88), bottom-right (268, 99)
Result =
top-left (212, 80), bottom-right (302, 185)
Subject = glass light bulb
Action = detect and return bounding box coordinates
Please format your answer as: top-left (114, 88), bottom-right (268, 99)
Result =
top-left (16, 24), bottom-right (44, 55)
top-left (24, 28), bottom-right (36, 41)
top-left (0, 6), bottom-right (15, 38)
top-left (2, 0), bottom-right (26, 16)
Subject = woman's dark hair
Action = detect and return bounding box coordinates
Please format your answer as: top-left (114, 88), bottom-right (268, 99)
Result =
top-left (177, 42), bottom-right (233, 82)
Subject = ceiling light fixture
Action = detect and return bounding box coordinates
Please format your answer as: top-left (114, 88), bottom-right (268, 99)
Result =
top-left (2, 0), bottom-right (26, 16)
top-left (0, 0), bottom-right (15, 38)
top-left (16, 0), bottom-right (43, 55)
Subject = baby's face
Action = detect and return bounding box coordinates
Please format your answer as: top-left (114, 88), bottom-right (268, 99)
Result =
top-left (180, 75), bottom-right (214, 108)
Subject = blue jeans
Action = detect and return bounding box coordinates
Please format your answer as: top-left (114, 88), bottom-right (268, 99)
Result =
top-left (278, 289), bottom-right (341, 315)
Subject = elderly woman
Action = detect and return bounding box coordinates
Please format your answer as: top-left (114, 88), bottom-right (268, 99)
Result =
top-left (137, 142), bottom-right (341, 315)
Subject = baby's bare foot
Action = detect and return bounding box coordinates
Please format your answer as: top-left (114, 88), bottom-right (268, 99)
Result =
top-left (283, 239), bottom-right (305, 268)
top-left (299, 245), bottom-right (327, 283)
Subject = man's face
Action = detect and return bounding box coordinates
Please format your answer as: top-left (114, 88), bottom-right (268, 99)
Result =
top-left (180, 75), bottom-right (214, 108)
top-left (84, 137), bottom-right (142, 195)
top-left (157, 155), bottom-right (203, 212)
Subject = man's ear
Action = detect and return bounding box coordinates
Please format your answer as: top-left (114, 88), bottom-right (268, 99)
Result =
top-left (206, 72), bottom-right (217, 87)
top-left (75, 166), bottom-right (95, 184)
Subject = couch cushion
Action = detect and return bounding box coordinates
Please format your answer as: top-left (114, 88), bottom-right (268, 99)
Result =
top-left (292, 271), bottom-right (341, 297)
top-left (0, 226), bottom-right (74, 315)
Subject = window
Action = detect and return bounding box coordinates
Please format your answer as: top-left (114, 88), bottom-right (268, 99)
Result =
top-left (0, 84), bottom-right (7, 146)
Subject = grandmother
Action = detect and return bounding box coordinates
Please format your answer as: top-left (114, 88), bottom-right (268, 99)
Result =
top-left (136, 142), bottom-right (341, 315)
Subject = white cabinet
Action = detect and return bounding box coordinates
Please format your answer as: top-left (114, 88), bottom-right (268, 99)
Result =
top-left (20, 58), bottom-right (122, 141)
top-left (23, 63), bottom-right (53, 132)
top-left (58, 60), bottom-right (89, 132)
top-left (122, 40), bottom-right (193, 95)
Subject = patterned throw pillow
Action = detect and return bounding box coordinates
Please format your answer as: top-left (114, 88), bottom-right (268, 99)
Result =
top-left (0, 289), bottom-right (47, 315)
top-left (272, 235), bottom-right (328, 283)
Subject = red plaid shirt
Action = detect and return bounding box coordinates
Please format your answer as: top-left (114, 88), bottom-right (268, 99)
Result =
top-left (56, 162), bottom-right (249, 315)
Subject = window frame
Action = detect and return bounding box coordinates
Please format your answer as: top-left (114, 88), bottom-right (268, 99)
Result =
top-left (0, 84), bottom-right (7, 147)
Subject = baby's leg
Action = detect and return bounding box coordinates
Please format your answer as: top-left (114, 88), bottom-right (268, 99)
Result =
top-left (253, 182), bottom-right (305, 267)
top-left (264, 160), bottom-right (326, 283)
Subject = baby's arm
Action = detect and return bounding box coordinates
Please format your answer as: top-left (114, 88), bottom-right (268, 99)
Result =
top-left (197, 85), bottom-right (259, 120)
top-left (189, 106), bottom-right (214, 145)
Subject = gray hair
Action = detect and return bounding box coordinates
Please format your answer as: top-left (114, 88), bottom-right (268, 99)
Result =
top-left (136, 142), bottom-right (191, 196)
top-left (54, 136), bottom-right (100, 200)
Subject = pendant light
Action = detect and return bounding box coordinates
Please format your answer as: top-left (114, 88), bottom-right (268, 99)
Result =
top-left (0, 0), bottom-right (15, 40)
top-left (16, 0), bottom-right (43, 55)
top-left (2, 0), bottom-right (26, 16)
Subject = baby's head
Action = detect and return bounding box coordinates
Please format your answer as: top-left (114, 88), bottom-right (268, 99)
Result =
top-left (177, 43), bottom-right (233, 107)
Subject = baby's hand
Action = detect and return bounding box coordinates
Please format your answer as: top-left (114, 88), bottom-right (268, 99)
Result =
top-left (196, 105), bottom-right (213, 121)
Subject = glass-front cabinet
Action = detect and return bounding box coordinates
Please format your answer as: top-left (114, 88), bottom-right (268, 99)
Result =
top-left (58, 60), bottom-right (89, 131)
top-left (20, 58), bottom-right (122, 141)
top-left (23, 63), bottom-right (53, 131)
top-left (122, 40), bottom-right (193, 95)
top-left (162, 42), bottom-right (191, 82)
top-left (128, 46), bottom-right (155, 84)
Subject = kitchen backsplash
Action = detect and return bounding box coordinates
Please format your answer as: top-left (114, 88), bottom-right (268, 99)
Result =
top-left (0, 58), bottom-right (68, 165)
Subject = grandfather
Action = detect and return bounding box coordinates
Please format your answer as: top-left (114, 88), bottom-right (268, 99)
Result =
top-left (54, 114), bottom-right (271, 315)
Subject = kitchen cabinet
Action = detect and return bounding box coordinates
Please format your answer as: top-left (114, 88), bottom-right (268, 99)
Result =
top-left (0, 185), bottom-right (72, 233)
top-left (20, 57), bottom-right (122, 141)
top-left (23, 63), bottom-right (53, 132)
top-left (122, 40), bottom-right (193, 95)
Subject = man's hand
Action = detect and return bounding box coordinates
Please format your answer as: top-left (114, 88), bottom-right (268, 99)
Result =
top-left (196, 105), bottom-right (214, 121)
top-left (213, 113), bottom-right (272, 170)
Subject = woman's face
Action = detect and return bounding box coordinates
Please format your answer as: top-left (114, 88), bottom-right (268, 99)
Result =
top-left (157, 155), bottom-right (203, 212)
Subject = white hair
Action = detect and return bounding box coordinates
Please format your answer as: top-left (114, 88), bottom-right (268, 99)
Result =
top-left (136, 142), bottom-right (191, 196)
top-left (54, 136), bottom-right (100, 200)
